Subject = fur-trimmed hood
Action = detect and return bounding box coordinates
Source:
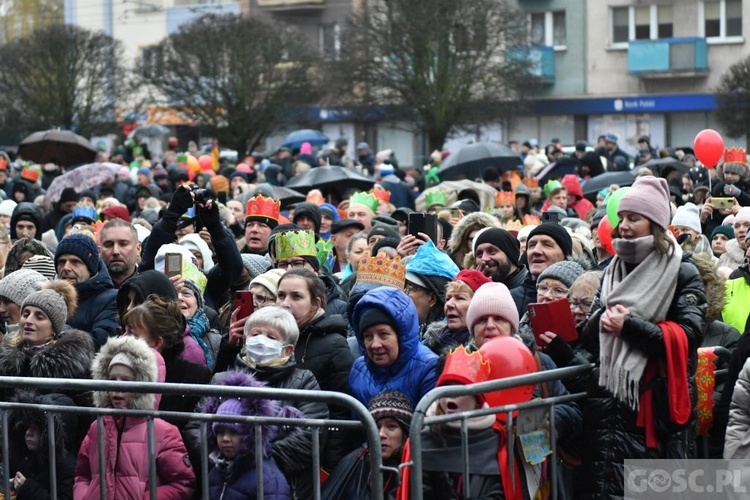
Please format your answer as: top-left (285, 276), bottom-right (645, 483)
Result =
top-left (9, 390), bottom-right (77, 459)
top-left (447, 212), bottom-right (499, 255)
top-left (692, 252), bottom-right (726, 323)
top-left (91, 336), bottom-right (158, 410)
top-left (0, 329), bottom-right (95, 379)
top-left (200, 371), bottom-right (302, 459)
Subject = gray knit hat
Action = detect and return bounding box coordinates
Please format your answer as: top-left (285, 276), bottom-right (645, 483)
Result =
top-left (21, 280), bottom-right (77, 337)
top-left (0, 269), bottom-right (48, 306)
top-left (537, 260), bottom-right (585, 289)
top-left (240, 254), bottom-right (272, 279)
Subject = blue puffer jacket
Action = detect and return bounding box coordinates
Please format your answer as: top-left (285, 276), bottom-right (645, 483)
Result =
top-left (68, 258), bottom-right (118, 349)
top-left (208, 456), bottom-right (290, 500)
top-left (349, 287), bottom-right (438, 406)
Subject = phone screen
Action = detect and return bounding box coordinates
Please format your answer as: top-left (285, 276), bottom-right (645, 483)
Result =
top-left (165, 253), bottom-right (182, 277)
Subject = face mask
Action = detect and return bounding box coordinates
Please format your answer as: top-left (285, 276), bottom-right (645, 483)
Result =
top-left (245, 335), bottom-right (285, 365)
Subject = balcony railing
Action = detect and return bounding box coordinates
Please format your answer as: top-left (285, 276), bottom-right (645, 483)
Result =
top-left (507, 45), bottom-right (555, 83)
top-left (628, 37), bottom-right (708, 78)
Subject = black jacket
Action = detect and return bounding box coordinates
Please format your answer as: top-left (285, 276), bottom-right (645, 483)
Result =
top-left (10, 202), bottom-right (43, 241)
top-left (577, 255), bottom-right (706, 499)
top-left (297, 313), bottom-right (355, 469)
top-left (321, 274), bottom-right (348, 316)
top-left (12, 452), bottom-right (75, 500)
top-left (510, 272), bottom-right (536, 319)
top-left (68, 259), bottom-right (119, 349)
top-left (159, 350), bottom-right (212, 430)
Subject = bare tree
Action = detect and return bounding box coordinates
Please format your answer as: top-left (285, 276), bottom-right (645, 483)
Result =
top-left (0, 24), bottom-right (130, 137)
top-left (716, 54), bottom-right (750, 143)
top-left (334, 0), bottom-right (535, 152)
top-left (141, 14), bottom-right (320, 156)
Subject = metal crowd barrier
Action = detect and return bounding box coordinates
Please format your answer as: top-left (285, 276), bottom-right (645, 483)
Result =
top-left (407, 364), bottom-right (593, 500)
top-left (0, 376), bottom-right (384, 500)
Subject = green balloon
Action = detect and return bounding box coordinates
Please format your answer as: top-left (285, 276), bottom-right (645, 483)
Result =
top-left (606, 186), bottom-right (631, 228)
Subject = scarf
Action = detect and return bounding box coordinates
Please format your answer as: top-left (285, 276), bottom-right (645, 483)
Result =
top-left (187, 309), bottom-right (213, 370)
top-left (22, 340), bottom-right (53, 356)
top-left (215, 454), bottom-right (236, 482)
top-left (599, 235), bottom-right (681, 410)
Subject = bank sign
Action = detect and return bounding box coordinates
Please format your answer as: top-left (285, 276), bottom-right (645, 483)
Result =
top-left (532, 94), bottom-right (716, 115)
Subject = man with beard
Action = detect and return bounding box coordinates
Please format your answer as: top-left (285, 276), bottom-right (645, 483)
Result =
top-left (100, 219), bottom-right (142, 288)
top-left (473, 227), bottom-right (528, 294)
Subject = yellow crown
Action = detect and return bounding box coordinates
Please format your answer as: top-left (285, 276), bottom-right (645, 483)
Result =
top-left (275, 230), bottom-right (317, 261)
top-left (504, 219), bottom-right (523, 232)
top-left (494, 191), bottom-right (515, 207)
top-left (356, 252), bottom-right (406, 289)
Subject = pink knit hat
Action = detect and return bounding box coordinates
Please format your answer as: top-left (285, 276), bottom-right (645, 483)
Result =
top-left (466, 282), bottom-right (519, 335)
top-left (735, 207), bottom-right (750, 224)
top-left (618, 176), bottom-right (671, 230)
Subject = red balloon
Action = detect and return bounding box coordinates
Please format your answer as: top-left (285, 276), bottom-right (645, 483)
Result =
top-left (479, 336), bottom-right (536, 412)
top-left (693, 129), bottom-right (725, 168)
top-left (597, 217), bottom-right (615, 255)
top-left (198, 155), bottom-right (213, 171)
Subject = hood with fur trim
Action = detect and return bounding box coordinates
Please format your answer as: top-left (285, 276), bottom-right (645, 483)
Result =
top-left (447, 211), bottom-right (499, 256)
top-left (200, 371), bottom-right (302, 459)
top-left (91, 336), bottom-right (158, 410)
top-left (0, 329), bottom-right (94, 379)
top-left (692, 252), bottom-right (726, 323)
top-left (9, 390), bottom-right (77, 459)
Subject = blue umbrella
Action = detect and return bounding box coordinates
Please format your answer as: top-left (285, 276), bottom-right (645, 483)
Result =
top-left (281, 129), bottom-right (329, 150)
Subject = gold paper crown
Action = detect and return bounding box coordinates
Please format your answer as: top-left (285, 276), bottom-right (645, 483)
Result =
top-left (424, 190), bottom-right (447, 209)
top-left (356, 252), bottom-right (406, 289)
top-left (370, 186), bottom-right (391, 204)
top-left (522, 214), bottom-right (541, 226)
top-left (437, 345), bottom-right (491, 387)
top-left (724, 147), bottom-right (747, 165)
top-left (246, 195), bottom-right (280, 223)
top-left (504, 219), bottom-right (523, 232)
top-left (523, 178), bottom-right (539, 189)
top-left (349, 192), bottom-right (379, 214)
top-left (275, 229), bottom-right (317, 261)
top-left (494, 191), bottom-right (515, 207)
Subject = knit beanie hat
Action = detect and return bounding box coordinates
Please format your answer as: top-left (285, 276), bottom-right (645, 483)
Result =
top-left (210, 175), bottom-right (229, 193)
top-left (368, 390), bottom-right (414, 431)
top-left (527, 223), bottom-right (573, 257)
top-left (0, 269), bottom-right (48, 307)
top-left (735, 207), bottom-right (750, 224)
top-left (55, 234), bottom-right (100, 276)
top-left (109, 352), bottom-right (136, 372)
top-left (319, 203), bottom-right (340, 223)
top-left (358, 307), bottom-right (396, 334)
top-left (293, 202), bottom-right (322, 234)
top-left (212, 398), bottom-right (247, 434)
top-left (472, 227), bottom-right (520, 266)
top-left (723, 163), bottom-right (747, 176)
top-left (21, 280), bottom-right (77, 337)
top-left (453, 269), bottom-right (491, 293)
top-left (21, 255), bottom-right (56, 281)
top-left (0, 200), bottom-right (16, 217)
top-left (368, 222), bottom-right (401, 242)
top-left (241, 254), bottom-right (273, 279)
top-left (59, 188), bottom-right (79, 205)
top-left (250, 268), bottom-right (286, 296)
top-left (466, 282), bottom-right (519, 334)
top-left (537, 260), bottom-right (585, 289)
top-left (617, 176), bottom-right (671, 230)
top-left (711, 225), bottom-right (735, 241)
top-left (671, 203), bottom-right (702, 234)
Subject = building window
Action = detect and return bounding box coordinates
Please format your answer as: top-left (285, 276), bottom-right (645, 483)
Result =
top-left (319, 23), bottom-right (340, 61)
top-left (702, 0), bottom-right (742, 39)
top-left (529, 10), bottom-right (566, 49)
top-left (141, 45), bottom-right (162, 79)
top-left (611, 5), bottom-right (674, 46)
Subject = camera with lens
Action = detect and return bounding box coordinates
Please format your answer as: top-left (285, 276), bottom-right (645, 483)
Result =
top-left (190, 184), bottom-right (215, 205)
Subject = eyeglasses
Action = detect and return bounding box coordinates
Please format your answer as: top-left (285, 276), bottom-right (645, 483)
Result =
top-left (569, 299), bottom-right (593, 310)
top-left (253, 294), bottom-right (275, 306)
top-left (405, 283), bottom-right (430, 295)
top-left (536, 284), bottom-right (569, 299)
top-left (276, 260), bottom-right (307, 270)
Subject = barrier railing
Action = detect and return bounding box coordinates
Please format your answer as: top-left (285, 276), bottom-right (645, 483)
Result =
top-left (407, 364), bottom-right (593, 500)
top-left (0, 376), bottom-right (384, 500)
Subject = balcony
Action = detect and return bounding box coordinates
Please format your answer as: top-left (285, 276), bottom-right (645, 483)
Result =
top-left (628, 37), bottom-right (708, 79)
top-left (507, 46), bottom-right (555, 84)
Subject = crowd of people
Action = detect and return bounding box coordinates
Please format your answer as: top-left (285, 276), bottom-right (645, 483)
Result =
top-left (0, 132), bottom-right (748, 499)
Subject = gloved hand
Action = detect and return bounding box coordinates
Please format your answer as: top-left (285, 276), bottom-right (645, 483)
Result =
top-left (197, 201), bottom-right (222, 236)
top-left (167, 185), bottom-right (193, 216)
top-left (724, 184), bottom-right (742, 198)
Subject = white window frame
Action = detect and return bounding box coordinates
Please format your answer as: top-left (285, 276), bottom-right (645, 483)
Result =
top-left (318, 22), bottom-right (341, 61)
top-left (610, 5), bottom-right (674, 49)
top-left (698, 0), bottom-right (744, 44)
top-left (527, 10), bottom-right (567, 51)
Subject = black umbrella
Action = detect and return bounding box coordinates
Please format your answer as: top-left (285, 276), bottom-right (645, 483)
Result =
top-left (534, 157), bottom-right (581, 185)
top-left (285, 166), bottom-right (375, 194)
top-left (438, 142), bottom-right (522, 181)
top-left (581, 170), bottom-right (636, 197)
top-left (640, 157), bottom-right (692, 178)
top-left (18, 129), bottom-right (98, 168)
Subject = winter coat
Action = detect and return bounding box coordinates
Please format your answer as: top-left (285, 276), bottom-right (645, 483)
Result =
top-left (322, 446), bottom-right (400, 500)
top-left (714, 331), bottom-right (750, 458)
top-left (422, 322), bottom-right (469, 356)
top-left (10, 202), bottom-right (43, 241)
top-left (14, 451), bottom-right (75, 500)
top-left (158, 350), bottom-right (212, 430)
top-left (296, 312), bottom-right (354, 469)
top-left (68, 259), bottom-right (119, 349)
top-left (447, 212), bottom-right (499, 269)
top-left (561, 175), bottom-right (596, 220)
top-left (722, 265), bottom-right (750, 333)
top-left (510, 273), bottom-right (537, 320)
top-left (350, 287), bottom-right (438, 407)
top-left (725, 358), bottom-right (750, 458)
top-left (74, 336), bottom-right (195, 500)
top-left (577, 254), bottom-right (706, 499)
top-left (208, 456), bottom-right (290, 500)
top-left (717, 238), bottom-right (745, 271)
top-left (0, 330), bottom-right (95, 404)
top-left (321, 274), bottom-right (348, 315)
